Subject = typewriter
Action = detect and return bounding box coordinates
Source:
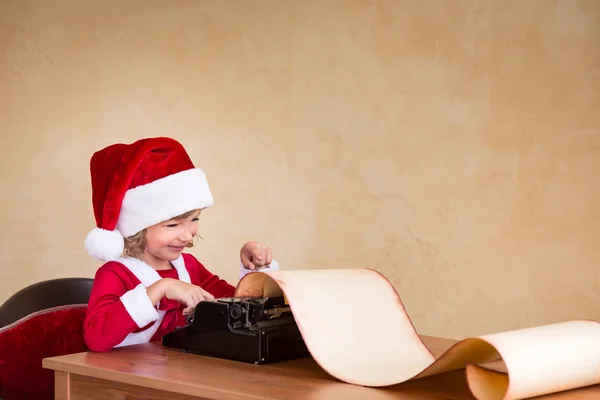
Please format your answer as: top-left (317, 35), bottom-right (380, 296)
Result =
top-left (162, 296), bottom-right (311, 364)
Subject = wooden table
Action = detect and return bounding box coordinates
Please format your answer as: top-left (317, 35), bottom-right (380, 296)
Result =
top-left (43, 336), bottom-right (600, 400)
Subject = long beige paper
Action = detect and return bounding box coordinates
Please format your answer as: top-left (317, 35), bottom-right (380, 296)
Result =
top-left (234, 268), bottom-right (600, 400)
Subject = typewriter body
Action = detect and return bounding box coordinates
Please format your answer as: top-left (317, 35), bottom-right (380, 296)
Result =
top-left (162, 296), bottom-right (310, 364)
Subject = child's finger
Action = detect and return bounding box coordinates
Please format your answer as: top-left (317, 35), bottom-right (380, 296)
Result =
top-left (189, 292), bottom-right (201, 306)
top-left (183, 293), bottom-right (196, 309)
top-left (252, 245), bottom-right (268, 266)
top-left (240, 251), bottom-right (255, 270)
top-left (253, 246), bottom-right (264, 261)
top-left (202, 289), bottom-right (215, 300)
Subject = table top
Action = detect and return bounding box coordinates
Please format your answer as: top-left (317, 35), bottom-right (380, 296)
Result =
top-left (43, 335), bottom-right (599, 400)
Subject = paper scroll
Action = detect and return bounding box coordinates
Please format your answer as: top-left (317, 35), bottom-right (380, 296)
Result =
top-left (234, 268), bottom-right (600, 400)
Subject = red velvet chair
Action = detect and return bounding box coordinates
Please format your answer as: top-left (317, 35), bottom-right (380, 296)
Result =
top-left (0, 278), bottom-right (93, 400)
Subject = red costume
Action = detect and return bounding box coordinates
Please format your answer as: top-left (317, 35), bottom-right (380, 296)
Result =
top-left (83, 253), bottom-right (242, 352)
top-left (82, 137), bottom-right (278, 352)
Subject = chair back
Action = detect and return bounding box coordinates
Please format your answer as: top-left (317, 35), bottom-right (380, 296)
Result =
top-left (0, 278), bottom-right (93, 400)
top-left (0, 278), bottom-right (93, 328)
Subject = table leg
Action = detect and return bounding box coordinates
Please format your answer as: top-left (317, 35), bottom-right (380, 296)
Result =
top-left (54, 370), bottom-right (70, 400)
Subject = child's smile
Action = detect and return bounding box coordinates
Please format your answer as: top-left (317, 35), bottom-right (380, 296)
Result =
top-left (168, 245), bottom-right (186, 253)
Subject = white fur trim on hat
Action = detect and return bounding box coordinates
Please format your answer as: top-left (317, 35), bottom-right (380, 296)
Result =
top-left (116, 168), bottom-right (213, 238)
top-left (84, 227), bottom-right (124, 261)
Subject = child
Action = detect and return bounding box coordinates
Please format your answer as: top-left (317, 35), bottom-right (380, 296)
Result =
top-left (82, 137), bottom-right (279, 352)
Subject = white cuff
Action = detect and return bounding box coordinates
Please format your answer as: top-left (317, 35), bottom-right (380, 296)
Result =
top-left (239, 259), bottom-right (280, 279)
top-left (120, 283), bottom-right (160, 328)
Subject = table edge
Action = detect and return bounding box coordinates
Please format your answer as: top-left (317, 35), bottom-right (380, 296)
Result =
top-left (42, 356), bottom-right (270, 400)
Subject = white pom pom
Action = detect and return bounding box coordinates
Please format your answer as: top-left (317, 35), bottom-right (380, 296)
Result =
top-left (84, 227), bottom-right (124, 261)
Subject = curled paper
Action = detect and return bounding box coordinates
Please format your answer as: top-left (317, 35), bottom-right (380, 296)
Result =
top-left (234, 268), bottom-right (600, 400)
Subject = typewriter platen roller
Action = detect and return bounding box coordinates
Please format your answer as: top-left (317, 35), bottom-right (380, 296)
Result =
top-left (161, 296), bottom-right (311, 364)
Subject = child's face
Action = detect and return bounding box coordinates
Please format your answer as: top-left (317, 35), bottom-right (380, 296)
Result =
top-left (143, 209), bottom-right (201, 262)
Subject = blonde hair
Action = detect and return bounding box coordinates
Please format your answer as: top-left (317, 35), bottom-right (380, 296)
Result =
top-left (123, 209), bottom-right (201, 258)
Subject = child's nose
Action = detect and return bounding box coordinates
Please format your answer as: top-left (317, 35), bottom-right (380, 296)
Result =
top-left (179, 230), bottom-right (193, 242)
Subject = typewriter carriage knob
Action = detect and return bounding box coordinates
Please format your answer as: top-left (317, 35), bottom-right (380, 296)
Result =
top-left (229, 303), bottom-right (243, 320)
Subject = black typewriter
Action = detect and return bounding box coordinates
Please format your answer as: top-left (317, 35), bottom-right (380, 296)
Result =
top-left (161, 296), bottom-right (311, 364)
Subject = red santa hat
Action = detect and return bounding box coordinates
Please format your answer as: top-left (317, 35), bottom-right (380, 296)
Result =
top-left (84, 137), bottom-right (213, 261)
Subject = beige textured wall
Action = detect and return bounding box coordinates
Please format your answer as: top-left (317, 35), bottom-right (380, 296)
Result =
top-left (1, 0), bottom-right (599, 339)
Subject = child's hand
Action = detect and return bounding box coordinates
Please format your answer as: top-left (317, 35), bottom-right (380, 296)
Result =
top-left (240, 241), bottom-right (272, 271)
top-left (159, 278), bottom-right (215, 316)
